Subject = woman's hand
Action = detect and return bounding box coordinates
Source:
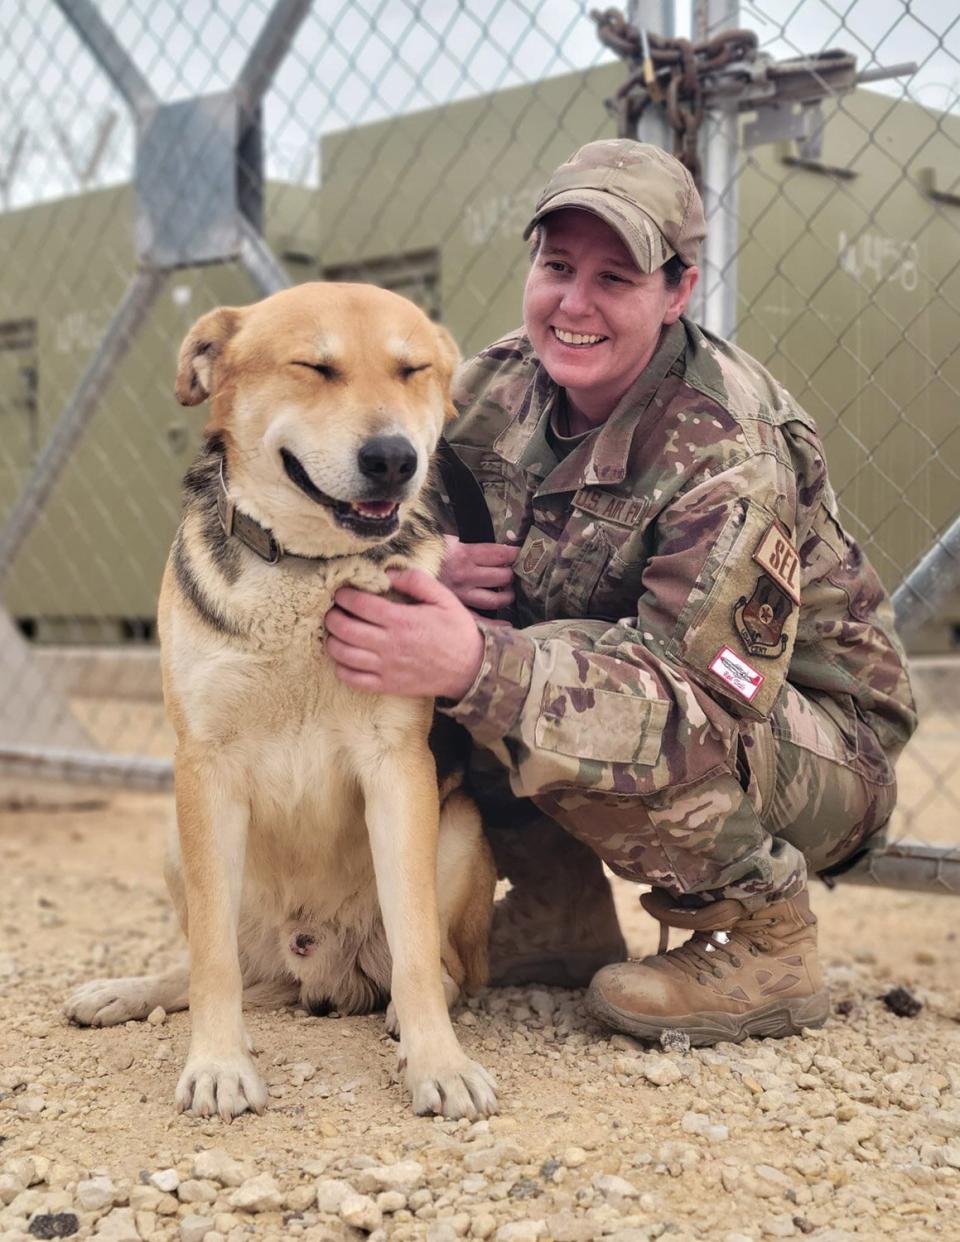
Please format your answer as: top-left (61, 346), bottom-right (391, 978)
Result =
top-left (439, 535), bottom-right (518, 614)
top-left (326, 568), bottom-right (487, 700)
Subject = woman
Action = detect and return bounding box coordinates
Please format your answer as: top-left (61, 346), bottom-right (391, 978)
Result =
top-left (325, 140), bottom-right (916, 1045)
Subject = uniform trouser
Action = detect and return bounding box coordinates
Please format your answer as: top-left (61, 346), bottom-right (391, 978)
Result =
top-left (473, 683), bottom-right (897, 910)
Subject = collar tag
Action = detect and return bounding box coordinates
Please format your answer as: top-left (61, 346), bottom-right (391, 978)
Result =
top-left (217, 460), bottom-right (284, 563)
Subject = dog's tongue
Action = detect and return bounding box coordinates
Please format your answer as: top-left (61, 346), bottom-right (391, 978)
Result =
top-left (352, 500), bottom-right (397, 519)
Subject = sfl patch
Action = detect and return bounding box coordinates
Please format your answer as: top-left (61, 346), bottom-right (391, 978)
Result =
top-left (753, 522), bottom-right (801, 605)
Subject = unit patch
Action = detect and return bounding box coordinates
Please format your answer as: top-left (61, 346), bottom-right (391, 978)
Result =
top-left (709, 645), bottom-right (765, 702)
top-left (734, 575), bottom-right (793, 658)
top-left (753, 522), bottom-right (801, 605)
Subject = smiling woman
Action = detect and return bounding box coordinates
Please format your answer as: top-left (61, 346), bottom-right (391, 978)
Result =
top-left (333, 138), bottom-right (918, 1053)
top-left (522, 208), bottom-right (698, 433)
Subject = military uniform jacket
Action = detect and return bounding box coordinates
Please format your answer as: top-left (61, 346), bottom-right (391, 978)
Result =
top-left (441, 316), bottom-right (917, 805)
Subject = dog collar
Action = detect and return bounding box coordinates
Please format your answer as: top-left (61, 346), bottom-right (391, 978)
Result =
top-left (216, 461), bottom-right (283, 563)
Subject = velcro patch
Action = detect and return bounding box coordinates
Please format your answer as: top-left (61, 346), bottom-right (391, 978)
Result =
top-left (753, 522), bottom-right (801, 605)
top-left (709, 645), bottom-right (765, 702)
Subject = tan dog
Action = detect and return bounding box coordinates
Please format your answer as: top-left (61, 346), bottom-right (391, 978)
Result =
top-left (65, 282), bottom-right (498, 1121)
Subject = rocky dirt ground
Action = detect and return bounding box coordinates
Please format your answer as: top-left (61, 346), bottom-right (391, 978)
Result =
top-left (0, 668), bottom-right (958, 1242)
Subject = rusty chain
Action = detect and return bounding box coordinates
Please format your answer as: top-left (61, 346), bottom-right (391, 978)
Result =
top-left (591, 7), bottom-right (857, 188)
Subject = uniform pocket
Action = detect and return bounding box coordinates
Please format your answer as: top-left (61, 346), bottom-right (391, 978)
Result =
top-left (535, 681), bottom-right (669, 766)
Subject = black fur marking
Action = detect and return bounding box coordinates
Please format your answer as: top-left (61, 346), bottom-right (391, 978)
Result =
top-left (429, 715), bottom-right (471, 788)
top-left (172, 532), bottom-right (246, 638)
top-left (182, 436), bottom-right (243, 584)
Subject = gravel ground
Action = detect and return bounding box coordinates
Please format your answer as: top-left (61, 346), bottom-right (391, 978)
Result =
top-left (0, 760), bottom-right (958, 1242)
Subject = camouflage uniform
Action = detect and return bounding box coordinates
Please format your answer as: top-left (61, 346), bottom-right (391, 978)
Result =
top-left (440, 315), bottom-right (917, 908)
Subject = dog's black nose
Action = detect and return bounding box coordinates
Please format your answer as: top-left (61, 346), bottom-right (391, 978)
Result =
top-left (358, 435), bottom-right (418, 486)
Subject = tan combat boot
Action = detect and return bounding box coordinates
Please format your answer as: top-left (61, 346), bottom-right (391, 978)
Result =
top-left (486, 816), bottom-right (627, 988)
top-left (585, 887), bottom-right (829, 1044)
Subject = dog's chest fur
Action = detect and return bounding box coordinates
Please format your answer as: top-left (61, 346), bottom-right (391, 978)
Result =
top-left (160, 466), bottom-right (444, 1008)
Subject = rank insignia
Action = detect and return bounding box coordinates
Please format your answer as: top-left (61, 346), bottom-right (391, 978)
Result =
top-left (734, 575), bottom-right (793, 658)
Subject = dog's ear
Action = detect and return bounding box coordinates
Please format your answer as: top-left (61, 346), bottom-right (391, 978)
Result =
top-left (433, 323), bottom-right (462, 422)
top-left (175, 307), bottom-right (240, 407)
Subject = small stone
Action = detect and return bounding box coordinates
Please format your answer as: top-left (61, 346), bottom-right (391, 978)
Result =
top-left (881, 986), bottom-right (922, 1017)
top-left (339, 1192), bottom-right (382, 1231)
top-left (495, 1222), bottom-right (546, 1241)
top-left (544, 1214), bottom-right (595, 1242)
top-left (177, 1180), bottom-right (218, 1205)
top-left (528, 991), bottom-right (555, 1022)
top-left (463, 1144), bottom-right (522, 1174)
top-left (352, 1161), bottom-right (424, 1196)
top-left (28, 1216), bottom-right (79, 1240)
top-left (147, 1007), bottom-right (167, 1026)
top-left (94, 1208), bottom-right (140, 1240)
top-left (315, 1179), bottom-right (355, 1213)
top-left (16, 1096), bottom-right (46, 1116)
top-left (471, 1214), bottom-right (497, 1240)
top-left (457, 1011), bottom-right (478, 1027)
top-left (104, 1048), bottom-right (134, 1072)
top-left (681, 1110), bottom-right (729, 1142)
top-left (592, 1173), bottom-right (639, 1204)
top-left (640, 1055), bottom-right (682, 1086)
top-left (179, 1215), bottom-right (213, 1242)
top-left (427, 1224), bottom-right (459, 1242)
top-left (0, 1172), bottom-right (26, 1205)
top-left (762, 1215), bottom-right (797, 1238)
top-left (191, 1150), bottom-right (244, 1188)
top-left (6, 1158), bottom-right (42, 1188)
top-left (285, 1184), bottom-right (317, 1213)
top-left (561, 1147), bottom-right (587, 1169)
top-left (76, 1177), bottom-right (117, 1212)
top-left (134, 1210), bottom-right (156, 1239)
top-left (228, 1174), bottom-right (283, 1213)
top-left (149, 1170), bottom-right (180, 1194)
top-left (659, 1029), bottom-right (691, 1054)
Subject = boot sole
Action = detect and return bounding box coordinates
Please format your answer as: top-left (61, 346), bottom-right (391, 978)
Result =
top-left (584, 985), bottom-right (831, 1046)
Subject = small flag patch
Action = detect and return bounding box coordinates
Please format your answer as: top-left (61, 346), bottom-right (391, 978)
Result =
top-left (710, 645), bottom-right (765, 702)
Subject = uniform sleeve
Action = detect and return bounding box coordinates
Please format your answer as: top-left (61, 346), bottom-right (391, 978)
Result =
top-left (441, 458), bottom-right (803, 799)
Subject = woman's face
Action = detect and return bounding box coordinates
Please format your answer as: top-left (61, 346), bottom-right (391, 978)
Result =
top-left (522, 208), bottom-right (697, 425)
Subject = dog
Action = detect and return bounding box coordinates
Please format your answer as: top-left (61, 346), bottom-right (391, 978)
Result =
top-left (65, 282), bottom-right (498, 1121)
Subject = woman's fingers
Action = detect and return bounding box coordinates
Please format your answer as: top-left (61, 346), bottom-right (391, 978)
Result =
top-left (325, 634), bottom-right (381, 672)
top-left (459, 585), bottom-right (514, 609)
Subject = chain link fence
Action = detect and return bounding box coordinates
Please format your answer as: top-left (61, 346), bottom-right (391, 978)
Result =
top-left (0, 0), bottom-right (957, 891)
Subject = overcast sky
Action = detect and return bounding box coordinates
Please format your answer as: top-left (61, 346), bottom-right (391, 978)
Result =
top-left (1, 0), bottom-right (957, 207)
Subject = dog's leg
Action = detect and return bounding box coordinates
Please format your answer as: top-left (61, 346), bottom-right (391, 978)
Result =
top-left (384, 789), bottom-right (494, 1039)
top-left (173, 752), bottom-right (266, 1122)
top-left (364, 746), bottom-right (497, 1120)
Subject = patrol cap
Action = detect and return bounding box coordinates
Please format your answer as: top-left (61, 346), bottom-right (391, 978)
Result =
top-left (523, 139), bottom-right (706, 272)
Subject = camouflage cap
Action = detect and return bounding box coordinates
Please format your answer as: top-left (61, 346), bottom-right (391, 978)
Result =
top-left (523, 139), bottom-right (706, 271)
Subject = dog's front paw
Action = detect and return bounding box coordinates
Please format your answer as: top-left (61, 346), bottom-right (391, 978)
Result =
top-left (405, 1055), bottom-right (498, 1120)
top-left (65, 977), bottom-right (154, 1027)
top-left (175, 1053), bottom-right (267, 1122)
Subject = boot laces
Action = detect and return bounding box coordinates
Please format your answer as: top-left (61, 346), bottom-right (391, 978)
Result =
top-left (655, 914), bottom-right (778, 984)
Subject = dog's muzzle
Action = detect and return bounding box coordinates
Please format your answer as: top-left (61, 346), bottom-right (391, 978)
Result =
top-left (280, 443), bottom-right (417, 538)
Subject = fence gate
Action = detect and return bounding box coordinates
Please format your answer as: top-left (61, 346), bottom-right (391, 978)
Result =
top-left (0, 0), bottom-right (957, 895)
